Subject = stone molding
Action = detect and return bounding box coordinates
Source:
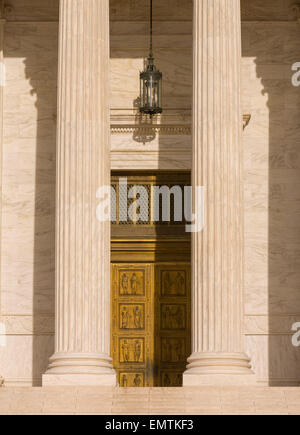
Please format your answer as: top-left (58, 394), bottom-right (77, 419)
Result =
top-left (111, 124), bottom-right (191, 135)
top-left (111, 114), bottom-right (251, 135)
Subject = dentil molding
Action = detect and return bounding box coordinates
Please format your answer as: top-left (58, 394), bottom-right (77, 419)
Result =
top-left (111, 114), bottom-right (251, 135)
top-left (111, 124), bottom-right (191, 135)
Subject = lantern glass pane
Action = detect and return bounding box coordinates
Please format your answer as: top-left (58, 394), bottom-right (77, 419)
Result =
top-left (143, 80), bottom-right (147, 106)
top-left (160, 78), bottom-right (162, 106)
top-left (155, 83), bottom-right (158, 107)
top-left (148, 78), bottom-right (152, 107)
top-left (157, 80), bottom-right (161, 107)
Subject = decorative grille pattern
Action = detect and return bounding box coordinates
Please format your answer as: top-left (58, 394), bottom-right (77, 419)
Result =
top-left (111, 173), bottom-right (191, 227)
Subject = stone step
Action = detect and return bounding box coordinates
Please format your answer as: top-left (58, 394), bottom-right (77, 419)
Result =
top-left (0, 386), bottom-right (299, 414)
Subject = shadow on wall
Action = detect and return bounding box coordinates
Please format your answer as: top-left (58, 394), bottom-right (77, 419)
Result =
top-left (242, 5), bottom-right (300, 385)
top-left (24, 24), bottom-right (58, 385)
top-left (3, 14), bottom-right (58, 384)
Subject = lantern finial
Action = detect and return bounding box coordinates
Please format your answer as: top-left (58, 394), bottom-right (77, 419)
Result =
top-left (139, 0), bottom-right (163, 117)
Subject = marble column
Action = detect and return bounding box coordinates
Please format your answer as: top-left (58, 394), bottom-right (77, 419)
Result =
top-left (43, 0), bottom-right (116, 386)
top-left (0, 14), bottom-right (5, 388)
top-left (183, 0), bottom-right (254, 385)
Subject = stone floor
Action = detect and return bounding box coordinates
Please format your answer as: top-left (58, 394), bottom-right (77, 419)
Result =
top-left (0, 386), bottom-right (300, 415)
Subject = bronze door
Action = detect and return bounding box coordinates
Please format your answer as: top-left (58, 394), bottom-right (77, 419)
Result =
top-left (111, 264), bottom-right (153, 387)
top-left (154, 264), bottom-right (191, 387)
top-left (111, 262), bottom-right (191, 387)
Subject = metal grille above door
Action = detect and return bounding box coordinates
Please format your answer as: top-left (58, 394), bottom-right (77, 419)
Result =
top-left (111, 172), bottom-right (191, 238)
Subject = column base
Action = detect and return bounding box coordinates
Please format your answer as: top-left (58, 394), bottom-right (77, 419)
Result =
top-left (183, 352), bottom-right (255, 386)
top-left (42, 352), bottom-right (117, 387)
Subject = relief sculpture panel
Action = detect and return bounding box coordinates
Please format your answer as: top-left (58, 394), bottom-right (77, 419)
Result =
top-left (161, 372), bottom-right (183, 387)
top-left (120, 338), bottom-right (145, 364)
top-left (161, 337), bottom-right (186, 363)
top-left (119, 304), bottom-right (145, 330)
top-left (161, 304), bottom-right (186, 330)
top-left (120, 372), bottom-right (145, 388)
top-left (161, 270), bottom-right (186, 296)
top-left (119, 270), bottom-right (145, 296)
top-left (111, 260), bottom-right (191, 387)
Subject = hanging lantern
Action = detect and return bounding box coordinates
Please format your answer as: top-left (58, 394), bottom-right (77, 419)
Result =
top-left (139, 0), bottom-right (163, 117)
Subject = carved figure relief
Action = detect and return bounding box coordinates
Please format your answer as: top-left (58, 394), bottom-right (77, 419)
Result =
top-left (119, 270), bottom-right (145, 296)
top-left (161, 372), bottom-right (182, 387)
top-left (119, 304), bottom-right (145, 330)
top-left (120, 338), bottom-right (144, 363)
top-left (121, 339), bottom-right (130, 363)
top-left (121, 273), bottom-right (129, 294)
top-left (161, 304), bottom-right (186, 330)
top-left (161, 271), bottom-right (186, 296)
top-left (121, 374), bottom-right (128, 387)
top-left (120, 372), bottom-right (144, 388)
top-left (134, 305), bottom-right (142, 329)
top-left (163, 373), bottom-right (171, 387)
top-left (133, 374), bottom-right (142, 387)
top-left (161, 338), bottom-right (185, 363)
top-left (121, 306), bottom-right (130, 329)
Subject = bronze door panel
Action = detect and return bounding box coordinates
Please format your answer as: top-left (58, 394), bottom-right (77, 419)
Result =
top-left (111, 261), bottom-right (191, 387)
top-left (111, 264), bottom-right (153, 387)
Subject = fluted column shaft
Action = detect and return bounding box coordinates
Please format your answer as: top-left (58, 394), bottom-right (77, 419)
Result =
top-left (183, 0), bottom-right (253, 385)
top-left (43, 0), bottom-right (116, 386)
top-left (0, 16), bottom-right (5, 388)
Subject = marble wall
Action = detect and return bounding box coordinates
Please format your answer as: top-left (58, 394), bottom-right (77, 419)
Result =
top-left (0, 0), bottom-right (299, 385)
top-left (242, 4), bottom-right (300, 385)
top-left (0, 11), bottom-right (58, 385)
